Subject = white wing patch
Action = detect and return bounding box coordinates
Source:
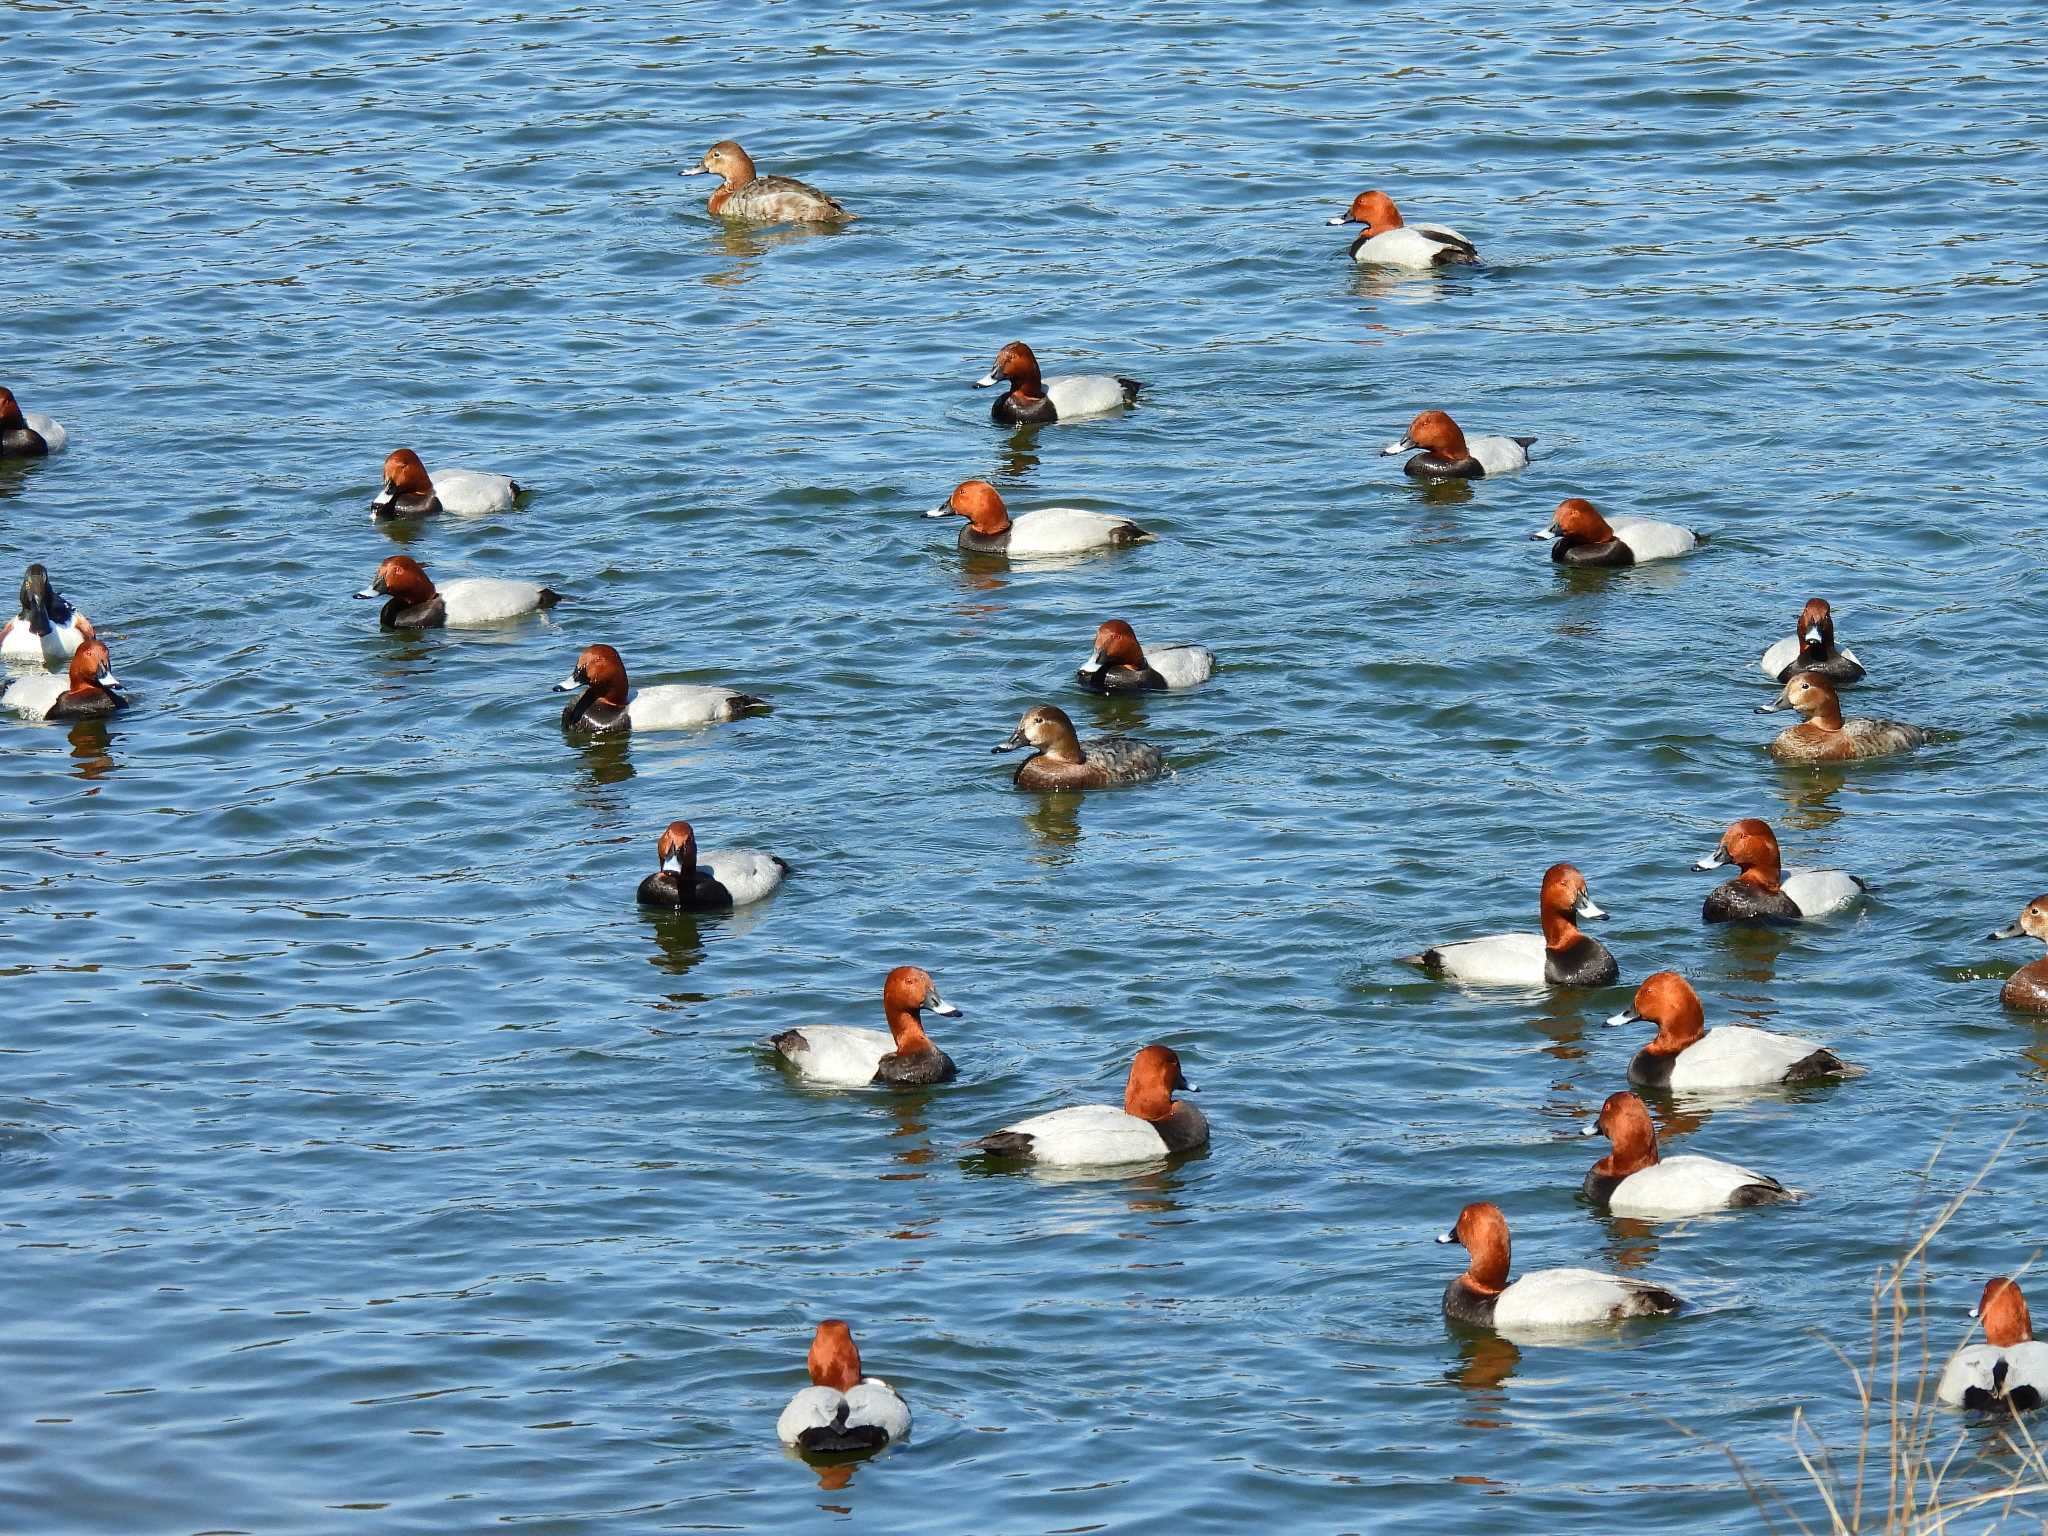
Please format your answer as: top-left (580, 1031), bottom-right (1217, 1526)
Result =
top-left (699, 848), bottom-right (786, 906)
top-left (1006, 508), bottom-right (1146, 557)
top-left (429, 469), bottom-right (518, 516)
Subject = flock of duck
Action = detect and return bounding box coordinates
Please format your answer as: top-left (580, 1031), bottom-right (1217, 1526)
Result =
top-left (6, 136), bottom-right (2046, 1463)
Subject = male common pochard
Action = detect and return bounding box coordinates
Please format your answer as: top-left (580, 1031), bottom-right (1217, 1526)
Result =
top-left (969, 1043), bottom-right (1206, 1166)
top-left (1437, 1201), bottom-right (1683, 1333)
top-left (1580, 1090), bottom-right (1797, 1217)
top-left (1382, 410), bottom-right (1533, 480)
top-left (682, 140), bottom-right (853, 225)
top-left (1757, 673), bottom-right (1927, 762)
top-left (1400, 862), bottom-right (1617, 988)
top-left (1937, 1278), bottom-right (2048, 1412)
top-left (1535, 497), bottom-right (1698, 567)
top-left (926, 479), bottom-right (1151, 557)
top-left (1, 564), bottom-right (92, 664)
top-left (1607, 971), bottom-right (1853, 1090)
top-left (994, 703), bottom-right (1164, 790)
top-left (973, 342), bottom-right (1141, 426)
top-left (1326, 190), bottom-right (1479, 268)
top-left (1987, 896), bottom-right (2048, 1013)
top-left (553, 643), bottom-right (766, 733)
top-left (1075, 619), bottom-right (1214, 693)
top-left (1695, 817), bottom-right (1865, 925)
top-left (775, 1320), bottom-right (910, 1453)
top-left (635, 820), bottom-right (788, 912)
top-left (4, 638), bottom-right (126, 722)
top-left (1760, 597), bottom-right (1864, 686)
top-left (0, 387), bottom-right (67, 456)
top-left (769, 966), bottom-right (961, 1088)
top-left (355, 555), bottom-right (560, 629)
top-left (370, 448), bottom-right (521, 520)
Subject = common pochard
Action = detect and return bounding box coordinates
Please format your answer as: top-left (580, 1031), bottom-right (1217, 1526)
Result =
top-left (993, 703), bottom-right (1164, 790)
top-left (553, 643), bottom-right (766, 733)
top-left (969, 1043), bottom-right (1206, 1166)
top-left (1400, 863), bottom-right (1617, 988)
top-left (973, 342), bottom-right (1141, 426)
top-left (1579, 1090), bottom-right (1797, 1216)
top-left (0, 564), bottom-right (92, 664)
top-left (1075, 619), bottom-right (1214, 693)
top-left (635, 820), bottom-right (788, 911)
top-left (682, 140), bottom-right (853, 225)
top-left (1326, 190), bottom-right (1479, 268)
top-left (0, 387), bottom-right (67, 456)
top-left (1695, 818), bottom-right (1865, 924)
top-left (1437, 1201), bottom-right (1682, 1333)
top-left (1607, 971), bottom-right (1853, 1090)
top-left (769, 966), bottom-right (960, 1088)
top-left (355, 555), bottom-right (560, 629)
top-left (1382, 410), bottom-right (1532, 480)
top-left (1758, 674), bottom-right (1926, 762)
top-left (1937, 1278), bottom-right (2048, 1412)
top-left (370, 448), bottom-right (521, 520)
top-left (3, 638), bottom-right (126, 721)
top-left (1760, 597), bottom-right (1864, 686)
top-left (775, 1320), bottom-right (910, 1453)
top-left (1987, 896), bottom-right (2048, 1013)
top-left (1535, 497), bottom-right (1698, 567)
top-left (926, 479), bottom-right (1151, 557)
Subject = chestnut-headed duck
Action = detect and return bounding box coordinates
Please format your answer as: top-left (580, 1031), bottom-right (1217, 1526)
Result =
top-left (1695, 817), bottom-right (1865, 925)
top-left (355, 555), bottom-right (560, 630)
top-left (1937, 1278), bottom-right (2048, 1412)
top-left (973, 342), bottom-right (1141, 426)
top-left (1382, 410), bottom-right (1532, 480)
top-left (1075, 619), bottom-right (1214, 693)
top-left (1535, 497), bottom-right (1698, 567)
top-left (4, 638), bottom-right (126, 721)
top-left (775, 1320), bottom-right (910, 1453)
top-left (553, 643), bottom-right (766, 733)
top-left (682, 140), bottom-right (853, 225)
top-left (1, 564), bottom-right (93, 664)
top-left (1607, 971), bottom-right (1853, 1090)
top-left (926, 479), bottom-right (1151, 558)
top-left (1400, 863), bottom-right (1617, 988)
top-left (370, 448), bottom-right (521, 520)
top-left (993, 703), bottom-right (1164, 790)
top-left (0, 387), bottom-right (67, 456)
top-left (1758, 673), bottom-right (1927, 763)
top-left (969, 1043), bottom-right (1206, 1166)
top-left (1760, 597), bottom-right (1864, 686)
top-left (769, 966), bottom-right (960, 1088)
top-left (636, 820), bottom-right (788, 912)
top-left (1579, 1090), bottom-right (1797, 1217)
top-left (1326, 190), bottom-right (1479, 268)
top-left (1987, 896), bottom-right (2048, 1013)
top-left (1437, 1201), bottom-right (1682, 1334)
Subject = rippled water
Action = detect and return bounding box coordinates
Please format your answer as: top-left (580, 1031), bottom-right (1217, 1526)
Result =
top-left (5, 3), bottom-right (2047, 1531)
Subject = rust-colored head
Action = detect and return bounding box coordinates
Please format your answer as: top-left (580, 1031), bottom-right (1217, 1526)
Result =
top-left (1761, 673), bottom-right (1845, 730)
top-left (1087, 620), bottom-right (1146, 671)
top-left (881, 964), bottom-right (961, 1050)
top-left (1797, 598), bottom-right (1836, 649)
top-left (1547, 497), bottom-right (1616, 544)
top-left (66, 638), bottom-right (121, 699)
top-left (1610, 971), bottom-right (1707, 1054)
top-left (806, 1319), bottom-right (863, 1391)
top-left (1975, 1277), bottom-right (2034, 1348)
top-left (1400, 410), bottom-right (1469, 460)
top-left (689, 139), bottom-right (757, 187)
top-left (563, 644), bottom-right (629, 707)
top-left (930, 479), bottom-right (1011, 536)
top-left (1585, 1090), bottom-right (1660, 1177)
top-left (1124, 1043), bottom-right (1192, 1121)
top-left (656, 820), bottom-right (697, 874)
top-left (0, 387), bottom-right (22, 426)
top-left (1709, 818), bottom-right (1784, 889)
top-left (978, 342), bottom-right (1044, 397)
top-left (1538, 863), bottom-right (1607, 949)
top-left (993, 703), bottom-right (1083, 763)
top-left (1988, 897), bottom-right (2048, 947)
top-left (1330, 189), bottom-right (1404, 235)
top-left (364, 555), bottom-right (437, 607)
top-left (1438, 1201), bottom-right (1512, 1294)
top-left (380, 449), bottom-right (434, 498)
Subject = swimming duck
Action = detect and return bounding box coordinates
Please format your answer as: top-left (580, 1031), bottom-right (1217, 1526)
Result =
top-left (0, 564), bottom-right (92, 664)
top-left (926, 479), bottom-right (1151, 557)
top-left (1437, 1201), bottom-right (1683, 1333)
top-left (973, 342), bottom-right (1141, 426)
top-left (1695, 817), bottom-right (1865, 924)
top-left (1579, 1090), bottom-right (1797, 1216)
top-left (969, 1043), bottom-right (1206, 1166)
top-left (355, 555), bottom-right (560, 629)
top-left (3, 638), bottom-right (126, 721)
top-left (1937, 1278), bottom-right (2048, 1412)
top-left (769, 966), bottom-right (960, 1088)
top-left (1758, 674), bottom-right (1927, 762)
top-left (1535, 497), bottom-right (1698, 567)
top-left (775, 1320), bottom-right (910, 1453)
top-left (1399, 863), bottom-right (1617, 988)
top-left (1987, 896), bottom-right (2048, 1013)
top-left (635, 820), bottom-right (788, 911)
top-left (0, 387), bottom-right (67, 456)
top-left (682, 140), bottom-right (854, 225)
top-left (1607, 971), bottom-right (1853, 1090)
top-left (1075, 619), bottom-right (1214, 693)
top-left (993, 703), bottom-right (1164, 790)
top-left (1326, 189), bottom-right (1479, 268)
top-left (370, 448), bottom-right (521, 520)
top-left (1760, 597), bottom-right (1864, 686)
top-left (1381, 410), bottom-right (1533, 480)
top-left (553, 644), bottom-right (766, 733)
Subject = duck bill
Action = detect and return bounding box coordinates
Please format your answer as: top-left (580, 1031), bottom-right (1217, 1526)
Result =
top-left (1603, 1007), bottom-right (1643, 1028)
top-left (1573, 894), bottom-right (1608, 921)
top-left (1529, 524), bottom-right (1558, 541)
top-left (353, 585), bottom-right (382, 600)
top-left (1325, 213), bottom-right (1357, 226)
top-left (991, 728), bottom-right (1028, 754)
top-left (1434, 1227), bottom-right (1458, 1245)
top-left (972, 370), bottom-right (1002, 389)
top-left (1578, 1121), bottom-right (1602, 1138)
top-left (1380, 435), bottom-right (1416, 457)
top-left (552, 674), bottom-right (582, 694)
top-left (1694, 846), bottom-right (1730, 871)
top-left (924, 502), bottom-right (956, 518)
top-left (926, 990), bottom-right (963, 1019)
top-left (1756, 684), bottom-right (1792, 715)
top-left (1988, 922), bottom-right (2025, 941)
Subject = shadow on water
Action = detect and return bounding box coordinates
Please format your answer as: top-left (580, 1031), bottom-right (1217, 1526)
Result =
top-left (1525, 988), bottom-right (1597, 1063)
top-left (1770, 760), bottom-right (1850, 827)
top-left (1702, 918), bottom-right (1794, 986)
top-left (1020, 790), bottom-right (1082, 859)
top-left (992, 428), bottom-right (1041, 481)
top-left (1445, 1323), bottom-right (1521, 1406)
top-left (64, 718), bottom-right (118, 781)
top-left (640, 908), bottom-right (705, 977)
top-left (571, 732), bottom-right (635, 794)
top-left (881, 1089), bottom-right (938, 1177)
top-left (700, 219), bottom-right (852, 288)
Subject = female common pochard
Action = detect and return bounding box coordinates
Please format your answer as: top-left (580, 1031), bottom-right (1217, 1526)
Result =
top-left (1400, 862), bottom-right (1617, 988)
top-left (1580, 1090), bottom-right (1798, 1217)
top-left (994, 704), bottom-right (1165, 790)
top-left (1326, 190), bottom-right (1479, 268)
top-left (635, 820), bottom-right (788, 912)
top-left (1, 564), bottom-right (92, 664)
top-left (1075, 619), bottom-right (1214, 693)
top-left (769, 966), bottom-right (961, 1088)
top-left (1437, 1201), bottom-right (1682, 1334)
top-left (355, 555), bottom-right (560, 629)
top-left (1382, 410), bottom-right (1533, 480)
top-left (682, 140), bottom-right (853, 225)
top-left (1937, 1278), bottom-right (2048, 1412)
top-left (370, 448), bottom-right (521, 520)
top-left (553, 643), bottom-right (766, 733)
top-left (4, 638), bottom-right (126, 722)
top-left (1987, 896), bottom-right (2048, 1013)
top-left (776, 1320), bottom-right (910, 1453)
top-left (0, 387), bottom-right (67, 456)
top-left (1757, 673), bottom-right (1927, 762)
top-left (1760, 597), bottom-right (1864, 686)
top-left (1694, 817), bottom-right (1865, 924)
top-left (1535, 497), bottom-right (1698, 567)
top-left (973, 342), bottom-right (1141, 426)
top-left (1607, 971), bottom-right (1854, 1090)
top-left (969, 1043), bottom-right (1206, 1166)
top-left (926, 479), bottom-right (1151, 558)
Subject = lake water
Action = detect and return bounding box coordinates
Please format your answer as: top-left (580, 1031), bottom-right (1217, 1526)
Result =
top-left (5, 3), bottom-right (2047, 1531)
